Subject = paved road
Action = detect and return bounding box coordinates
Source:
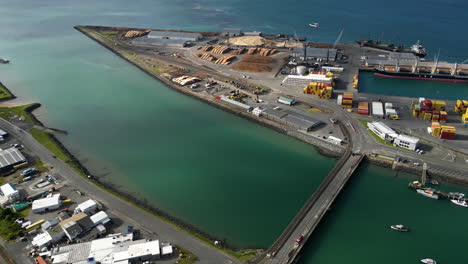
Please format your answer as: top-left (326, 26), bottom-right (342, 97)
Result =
top-left (0, 118), bottom-right (239, 264)
top-left (266, 154), bottom-right (364, 264)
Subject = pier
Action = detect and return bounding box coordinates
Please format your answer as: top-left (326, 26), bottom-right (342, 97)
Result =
top-left (258, 122), bottom-right (364, 264)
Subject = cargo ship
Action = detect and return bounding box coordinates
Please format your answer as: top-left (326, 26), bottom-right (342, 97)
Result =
top-left (356, 39), bottom-right (426, 57)
top-left (374, 68), bottom-right (468, 83)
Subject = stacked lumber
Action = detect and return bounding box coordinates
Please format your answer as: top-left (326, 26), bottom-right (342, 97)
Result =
top-left (200, 45), bottom-right (214, 52)
top-left (211, 45), bottom-right (231, 54)
top-left (214, 56), bottom-right (236, 65)
top-left (258, 48), bottom-right (276, 56)
top-left (237, 48), bottom-right (246, 55)
top-left (195, 53), bottom-right (217, 62)
top-left (247, 48), bottom-right (258, 55)
top-left (124, 30), bottom-right (150, 38)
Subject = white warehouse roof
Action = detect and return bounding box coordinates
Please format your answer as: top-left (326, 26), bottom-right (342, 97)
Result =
top-left (0, 148), bottom-right (26, 168)
top-left (90, 211), bottom-right (110, 225)
top-left (32, 194), bottom-right (61, 212)
top-left (0, 183), bottom-right (18, 197)
top-left (369, 122), bottom-right (395, 135)
top-left (148, 31), bottom-right (202, 40)
top-left (76, 199), bottom-right (98, 213)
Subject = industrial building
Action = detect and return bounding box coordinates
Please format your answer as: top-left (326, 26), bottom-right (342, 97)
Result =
top-left (132, 37), bottom-right (190, 48)
top-left (60, 212), bottom-right (95, 241)
top-left (0, 183), bottom-right (20, 202)
top-left (282, 74), bottom-right (333, 88)
top-left (75, 199), bottom-right (100, 215)
top-left (0, 147), bottom-right (27, 172)
top-left (32, 194), bottom-right (61, 213)
top-left (222, 28), bottom-right (242, 37)
top-left (147, 31), bottom-right (202, 41)
top-left (368, 122), bottom-right (398, 142)
top-left (394, 134), bottom-right (419, 151)
top-left (50, 233), bottom-right (171, 264)
top-left (90, 211), bottom-right (111, 226)
top-left (262, 108), bottom-right (323, 131)
top-left (292, 47), bottom-right (337, 61)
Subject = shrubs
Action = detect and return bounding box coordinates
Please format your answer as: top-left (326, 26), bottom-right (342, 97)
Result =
top-left (0, 208), bottom-right (23, 241)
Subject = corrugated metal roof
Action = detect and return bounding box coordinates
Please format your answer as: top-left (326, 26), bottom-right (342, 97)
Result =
top-left (0, 148), bottom-right (26, 168)
top-left (148, 31), bottom-right (202, 40)
top-left (396, 134), bottom-right (419, 144)
top-left (293, 47), bottom-right (337, 59)
top-left (132, 37), bottom-right (188, 46)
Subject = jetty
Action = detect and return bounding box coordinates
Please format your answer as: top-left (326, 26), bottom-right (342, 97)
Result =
top-left (257, 122), bottom-right (364, 264)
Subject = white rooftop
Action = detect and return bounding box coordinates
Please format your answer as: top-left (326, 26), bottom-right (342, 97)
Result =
top-left (396, 134), bottom-right (420, 144)
top-left (369, 121), bottom-right (396, 135)
top-left (90, 211), bottom-right (110, 225)
top-left (32, 194), bottom-right (61, 211)
top-left (161, 245), bottom-right (173, 256)
top-left (127, 240), bottom-right (160, 259)
top-left (76, 199), bottom-right (97, 213)
top-left (0, 148), bottom-right (26, 168)
top-left (0, 183), bottom-right (18, 197)
top-left (32, 232), bottom-right (52, 248)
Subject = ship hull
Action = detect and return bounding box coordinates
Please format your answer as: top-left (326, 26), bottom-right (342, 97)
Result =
top-left (374, 72), bottom-right (468, 83)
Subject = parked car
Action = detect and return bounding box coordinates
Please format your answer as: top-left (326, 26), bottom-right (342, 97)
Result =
top-left (20, 168), bottom-right (36, 177)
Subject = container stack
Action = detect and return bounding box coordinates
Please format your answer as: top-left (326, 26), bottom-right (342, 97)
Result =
top-left (341, 93), bottom-right (353, 108)
top-left (430, 122), bottom-right (456, 139)
top-left (303, 82), bottom-right (333, 99)
top-left (413, 98), bottom-right (447, 122)
top-left (430, 122), bottom-right (441, 137)
top-left (454, 100), bottom-right (468, 114)
top-left (440, 125), bottom-right (456, 140)
top-left (357, 102), bottom-right (369, 115)
top-left (352, 73), bottom-right (358, 89)
top-left (462, 109), bottom-right (468, 126)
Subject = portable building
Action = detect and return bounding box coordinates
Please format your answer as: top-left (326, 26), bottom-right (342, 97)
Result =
top-left (328, 136), bottom-right (343, 145)
top-left (278, 96), bottom-right (297, 106)
top-left (384, 102), bottom-right (393, 109)
top-left (32, 194), bottom-right (61, 213)
top-left (394, 135), bottom-right (419, 151)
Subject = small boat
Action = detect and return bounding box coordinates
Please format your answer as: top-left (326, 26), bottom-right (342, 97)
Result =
top-left (450, 197), bottom-right (468, 208)
top-left (390, 224), bottom-right (409, 232)
top-left (430, 179), bottom-right (439, 185)
top-left (309, 23), bottom-right (319, 28)
top-left (416, 189), bottom-right (439, 200)
top-left (420, 258), bottom-right (436, 264)
top-left (0, 58), bottom-right (9, 64)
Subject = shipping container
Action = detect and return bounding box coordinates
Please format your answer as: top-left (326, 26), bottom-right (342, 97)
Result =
top-left (384, 102), bottom-right (393, 109)
top-left (371, 102), bottom-right (384, 118)
top-left (337, 95), bottom-right (343, 105)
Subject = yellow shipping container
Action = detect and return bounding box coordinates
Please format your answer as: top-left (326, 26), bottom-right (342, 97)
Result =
top-left (432, 100), bottom-right (446, 110)
top-left (432, 126), bottom-right (441, 137)
top-left (440, 125), bottom-right (456, 133)
top-left (423, 113), bottom-right (432, 120)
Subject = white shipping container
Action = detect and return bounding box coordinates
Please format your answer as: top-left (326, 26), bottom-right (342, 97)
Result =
top-left (372, 102), bottom-right (384, 117)
top-left (418, 97), bottom-right (425, 104)
top-left (337, 95), bottom-right (343, 105)
top-left (384, 102), bottom-right (393, 109)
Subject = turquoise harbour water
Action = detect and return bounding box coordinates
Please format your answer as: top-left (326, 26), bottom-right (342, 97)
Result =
top-left (0, 0), bottom-right (467, 261)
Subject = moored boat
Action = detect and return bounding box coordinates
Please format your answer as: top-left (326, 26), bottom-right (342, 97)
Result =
top-left (390, 224), bottom-right (409, 232)
top-left (420, 258), bottom-right (436, 264)
top-left (450, 197), bottom-right (468, 208)
top-left (0, 58), bottom-right (9, 64)
top-left (416, 189), bottom-right (439, 199)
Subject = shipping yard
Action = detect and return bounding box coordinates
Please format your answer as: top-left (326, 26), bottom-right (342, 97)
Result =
top-left (1, 24), bottom-right (467, 264)
top-left (66, 25), bottom-right (468, 264)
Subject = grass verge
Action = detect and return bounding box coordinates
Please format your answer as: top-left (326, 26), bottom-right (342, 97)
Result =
top-left (175, 245), bottom-right (199, 264)
top-left (359, 119), bottom-right (412, 151)
top-left (0, 83), bottom-right (14, 100)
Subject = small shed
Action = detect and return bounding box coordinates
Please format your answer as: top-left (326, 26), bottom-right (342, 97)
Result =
top-left (75, 199), bottom-right (98, 215)
top-left (90, 211), bottom-right (111, 225)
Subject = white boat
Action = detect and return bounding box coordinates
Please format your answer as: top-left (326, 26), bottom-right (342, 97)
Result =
top-left (390, 224), bottom-right (409, 232)
top-left (450, 198), bottom-right (468, 207)
top-left (309, 23), bottom-right (319, 28)
top-left (416, 189), bottom-right (439, 200)
top-left (420, 258), bottom-right (436, 264)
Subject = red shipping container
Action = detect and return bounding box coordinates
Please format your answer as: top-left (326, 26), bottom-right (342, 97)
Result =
top-left (432, 110), bottom-right (439, 116)
top-left (440, 132), bottom-right (455, 140)
top-left (423, 99), bottom-right (433, 108)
